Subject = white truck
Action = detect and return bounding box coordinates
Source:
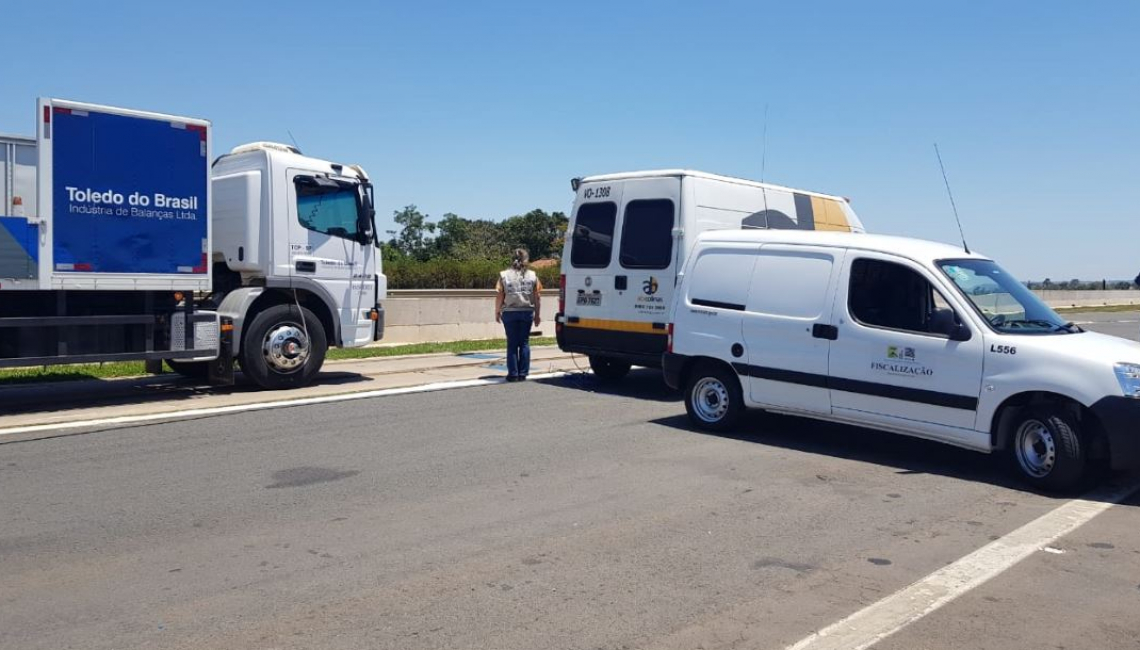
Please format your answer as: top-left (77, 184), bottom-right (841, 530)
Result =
top-left (0, 98), bottom-right (385, 389)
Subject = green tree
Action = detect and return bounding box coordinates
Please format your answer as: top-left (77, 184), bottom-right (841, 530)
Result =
top-left (389, 205), bottom-right (436, 261)
top-left (431, 212), bottom-right (467, 258)
top-left (453, 219), bottom-right (511, 260)
top-left (499, 209), bottom-right (569, 260)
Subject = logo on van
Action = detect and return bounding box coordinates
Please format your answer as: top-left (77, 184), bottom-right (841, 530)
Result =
top-left (643, 277), bottom-right (659, 296)
top-left (887, 346), bottom-right (916, 361)
top-left (874, 346), bottom-right (932, 378)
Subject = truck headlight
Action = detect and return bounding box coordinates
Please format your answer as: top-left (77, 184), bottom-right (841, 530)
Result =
top-left (1116, 363), bottom-right (1140, 399)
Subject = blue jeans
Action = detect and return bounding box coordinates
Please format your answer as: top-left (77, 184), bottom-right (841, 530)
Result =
top-left (501, 310), bottom-right (533, 377)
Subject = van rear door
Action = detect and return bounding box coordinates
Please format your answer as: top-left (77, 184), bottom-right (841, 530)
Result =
top-left (564, 181), bottom-right (623, 328)
top-left (611, 178), bottom-right (680, 336)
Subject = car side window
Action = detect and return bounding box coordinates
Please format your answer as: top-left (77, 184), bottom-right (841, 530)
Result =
top-left (848, 258), bottom-right (958, 336)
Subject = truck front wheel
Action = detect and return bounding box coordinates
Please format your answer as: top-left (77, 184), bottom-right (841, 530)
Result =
top-left (241, 304), bottom-right (327, 390)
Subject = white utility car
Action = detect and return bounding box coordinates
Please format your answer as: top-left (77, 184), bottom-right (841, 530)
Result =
top-left (663, 230), bottom-right (1140, 490)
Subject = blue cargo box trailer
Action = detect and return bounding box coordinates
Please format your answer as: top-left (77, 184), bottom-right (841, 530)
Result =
top-left (0, 99), bottom-right (229, 378)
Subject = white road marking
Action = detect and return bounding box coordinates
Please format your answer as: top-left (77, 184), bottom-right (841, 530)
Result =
top-left (0, 372), bottom-right (571, 438)
top-left (782, 479), bottom-right (1140, 650)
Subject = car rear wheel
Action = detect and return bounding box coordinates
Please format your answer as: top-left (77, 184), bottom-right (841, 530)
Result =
top-left (684, 362), bottom-right (744, 432)
top-left (1008, 407), bottom-right (1087, 492)
top-left (589, 355), bottom-right (631, 382)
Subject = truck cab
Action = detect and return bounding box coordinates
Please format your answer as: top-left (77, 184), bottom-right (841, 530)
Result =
top-left (211, 142), bottom-right (383, 355)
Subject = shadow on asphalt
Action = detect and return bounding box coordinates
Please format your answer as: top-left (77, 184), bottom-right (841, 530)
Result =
top-left (532, 368), bottom-right (1131, 499)
top-left (649, 410), bottom-right (1131, 499)
top-left (0, 370), bottom-right (372, 418)
top-left (534, 367), bottom-right (681, 403)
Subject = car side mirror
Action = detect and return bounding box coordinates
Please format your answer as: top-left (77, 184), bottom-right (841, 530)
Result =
top-left (931, 308), bottom-right (971, 342)
top-left (948, 321), bottom-right (972, 342)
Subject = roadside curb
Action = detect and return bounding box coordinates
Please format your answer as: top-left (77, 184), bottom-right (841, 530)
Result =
top-left (0, 346), bottom-right (570, 393)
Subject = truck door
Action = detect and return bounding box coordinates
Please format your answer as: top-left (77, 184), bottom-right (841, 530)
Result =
top-left (741, 245), bottom-right (844, 415)
top-left (286, 170), bottom-right (374, 346)
top-left (829, 253), bottom-right (984, 444)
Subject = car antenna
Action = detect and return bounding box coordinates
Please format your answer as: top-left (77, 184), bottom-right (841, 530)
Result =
top-left (758, 103), bottom-right (771, 227)
top-left (287, 130), bottom-right (302, 154)
top-left (934, 143), bottom-right (970, 254)
top-left (761, 103), bottom-right (770, 185)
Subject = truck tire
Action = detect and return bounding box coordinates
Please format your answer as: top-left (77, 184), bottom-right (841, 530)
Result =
top-left (684, 362), bottom-right (744, 432)
top-left (166, 360), bottom-right (209, 380)
top-left (1008, 406), bottom-right (1087, 493)
top-left (241, 304), bottom-right (327, 390)
top-left (589, 355), bottom-right (631, 382)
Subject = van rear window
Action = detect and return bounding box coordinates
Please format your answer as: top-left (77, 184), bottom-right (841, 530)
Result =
top-left (620, 199), bottom-right (675, 269)
top-left (570, 202), bottom-right (617, 268)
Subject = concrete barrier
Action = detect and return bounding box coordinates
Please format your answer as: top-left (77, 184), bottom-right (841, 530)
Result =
top-left (379, 288), bottom-right (1140, 345)
top-left (1036, 290), bottom-right (1140, 309)
top-left (382, 290), bottom-right (559, 344)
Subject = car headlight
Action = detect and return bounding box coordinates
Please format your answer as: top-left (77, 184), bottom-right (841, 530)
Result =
top-left (1116, 363), bottom-right (1140, 399)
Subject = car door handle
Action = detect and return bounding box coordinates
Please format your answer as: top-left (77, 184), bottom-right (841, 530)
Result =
top-left (615, 275), bottom-right (628, 291)
top-left (812, 324), bottom-right (838, 340)
top-left (295, 261), bottom-right (316, 273)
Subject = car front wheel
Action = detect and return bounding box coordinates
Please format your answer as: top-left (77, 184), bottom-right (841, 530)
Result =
top-left (1008, 407), bottom-right (1087, 492)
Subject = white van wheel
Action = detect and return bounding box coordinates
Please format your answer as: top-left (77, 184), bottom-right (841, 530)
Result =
top-left (1008, 407), bottom-right (1086, 492)
top-left (684, 363), bottom-right (743, 431)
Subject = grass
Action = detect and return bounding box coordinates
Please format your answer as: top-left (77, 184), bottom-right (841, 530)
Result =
top-left (1053, 303), bottom-right (1140, 314)
top-left (0, 337), bottom-right (558, 387)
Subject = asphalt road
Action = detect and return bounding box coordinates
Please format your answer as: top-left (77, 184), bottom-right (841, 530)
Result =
top-left (1, 311), bottom-right (1138, 650)
top-left (1068, 310), bottom-right (1140, 341)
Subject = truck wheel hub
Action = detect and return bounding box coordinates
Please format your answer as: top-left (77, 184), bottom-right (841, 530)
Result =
top-left (263, 323), bottom-right (309, 372)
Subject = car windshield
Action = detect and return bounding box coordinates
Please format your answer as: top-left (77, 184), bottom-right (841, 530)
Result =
top-left (938, 259), bottom-right (1078, 334)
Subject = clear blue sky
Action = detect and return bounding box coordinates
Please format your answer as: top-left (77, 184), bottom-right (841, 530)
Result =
top-left (3, 1), bottom-right (1136, 280)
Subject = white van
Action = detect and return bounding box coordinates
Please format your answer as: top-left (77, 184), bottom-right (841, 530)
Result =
top-left (665, 229), bottom-right (1140, 491)
top-left (556, 170), bottom-right (866, 380)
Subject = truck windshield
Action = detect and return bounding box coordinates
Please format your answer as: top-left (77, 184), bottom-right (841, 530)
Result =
top-left (938, 259), bottom-right (1078, 334)
top-left (296, 178), bottom-right (362, 241)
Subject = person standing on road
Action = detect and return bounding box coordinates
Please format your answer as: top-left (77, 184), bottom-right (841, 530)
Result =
top-left (496, 249), bottom-right (542, 382)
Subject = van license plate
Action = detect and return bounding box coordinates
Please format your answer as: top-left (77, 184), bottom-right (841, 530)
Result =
top-left (576, 294), bottom-right (602, 307)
